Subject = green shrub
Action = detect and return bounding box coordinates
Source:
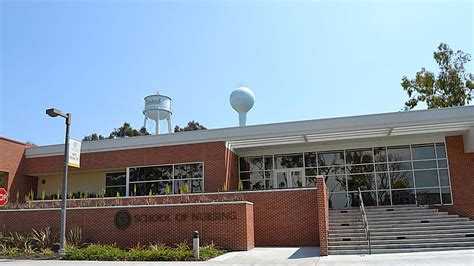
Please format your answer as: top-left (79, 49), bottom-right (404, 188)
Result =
top-left (3, 232), bottom-right (32, 250)
top-left (66, 227), bottom-right (83, 248)
top-left (200, 243), bottom-right (225, 259)
top-left (65, 244), bottom-right (127, 261)
top-left (63, 242), bottom-right (224, 261)
top-left (30, 227), bottom-right (58, 251)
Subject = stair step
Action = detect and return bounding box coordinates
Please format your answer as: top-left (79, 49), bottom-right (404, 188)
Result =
top-left (329, 246), bottom-right (474, 255)
top-left (330, 213), bottom-right (450, 222)
top-left (330, 222), bottom-right (474, 231)
top-left (330, 216), bottom-right (468, 226)
top-left (329, 236), bottom-right (474, 246)
top-left (330, 209), bottom-right (438, 217)
top-left (329, 228), bottom-right (474, 238)
top-left (329, 241), bottom-right (474, 250)
top-left (329, 231), bottom-right (474, 241)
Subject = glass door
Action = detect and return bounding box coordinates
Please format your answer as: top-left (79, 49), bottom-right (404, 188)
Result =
top-left (290, 169), bottom-right (305, 188)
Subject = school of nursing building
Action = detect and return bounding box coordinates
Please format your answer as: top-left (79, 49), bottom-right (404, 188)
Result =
top-left (1, 106), bottom-right (474, 255)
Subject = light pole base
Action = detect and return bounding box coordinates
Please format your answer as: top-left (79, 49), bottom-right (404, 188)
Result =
top-left (59, 248), bottom-right (66, 256)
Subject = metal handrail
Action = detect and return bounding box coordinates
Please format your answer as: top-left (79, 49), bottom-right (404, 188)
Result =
top-left (358, 188), bottom-right (371, 255)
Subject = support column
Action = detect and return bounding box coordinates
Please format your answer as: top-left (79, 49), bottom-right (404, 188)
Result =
top-left (316, 175), bottom-right (329, 256)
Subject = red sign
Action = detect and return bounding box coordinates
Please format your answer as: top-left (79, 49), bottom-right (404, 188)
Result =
top-left (0, 188), bottom-right (8, 207)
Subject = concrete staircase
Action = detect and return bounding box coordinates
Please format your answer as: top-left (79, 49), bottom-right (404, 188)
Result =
top-left (328, 205), bottom-right (474, 255)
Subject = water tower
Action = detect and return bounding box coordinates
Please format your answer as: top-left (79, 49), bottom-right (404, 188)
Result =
top-left (230, 86), bottom-right (255, 127)
top-left (143, 92), bottom-right (172, 134)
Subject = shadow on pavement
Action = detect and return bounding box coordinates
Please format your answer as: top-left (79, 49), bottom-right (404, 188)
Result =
top-left (288, 247), bottom-right (321, 259)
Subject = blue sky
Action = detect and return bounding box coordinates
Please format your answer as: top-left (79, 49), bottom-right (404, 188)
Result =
top-left (1, 0), bottom-right (472, 145)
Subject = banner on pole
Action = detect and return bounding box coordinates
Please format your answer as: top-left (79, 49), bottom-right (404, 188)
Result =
top-left (68, 138), bottom-right (81, 168)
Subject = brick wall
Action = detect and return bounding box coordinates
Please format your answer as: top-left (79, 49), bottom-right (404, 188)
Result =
top-left (26, 141), bottom-right (234, 193)
top-left (445, 135), bottom-right (474, 218)
top-left (0, 138), bottom-right (37, 198)
top-left (316, 176), bottom-right (329, 256)
top-left (4, 189), bottom-right (319, 247)
top-left (0, 201), bottom-right (254, 251)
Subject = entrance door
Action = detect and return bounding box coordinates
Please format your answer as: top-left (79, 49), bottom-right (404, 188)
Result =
top-left (275, 169), bottom-right (305, 188)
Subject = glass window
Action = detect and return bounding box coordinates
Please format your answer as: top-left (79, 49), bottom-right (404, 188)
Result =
top-left (346, 164), bottom-right (374, 174)
top-left (387, 146), bottom-right (411, 161)
top-left (328, 193), bottom-right (348, 209)
top-left (275, 154), bottom-right (303, 169)
top-left (414, 170), bottom-right (439, 188)
top-left (264, 156), bottom-right (273, 170)
top-left (129, 166), bottom-right (173, 182)
top-left (132, 181), bottom-right (172, 196)
top-left (438, 169), bottom-right (450, 186)
top-left (346, 149), bottom-right (373, 164)
top-left (389, 162), bottom-right (412, 171)
top-left (174, 163), bottom-right (202, 179)
top-left (392, 189), bottom-right (416, 205)
top-left (347, 174), bottom-right (375, 191)
top-left (413, 160), bottom-right (437, 170)
top-left (304, 152), bottom-right (317, 167)
top-left (436, 143), bottom-right (446, 158)
top-left (375, 163), bottom-right (388, 172)
top-left (106, 172), bottom-right (126, 186)
top-left (129, 162), bottom-right (204, 196)
top-left (306, 176), bottom-right (317, 187)
top-left (412, 144), bottom-right (436, 160)
top-left (326, 175), bottom-right (346, 192)
top-left (105, 186), bottom-right (126, 197)
top-left (374, 147), bottom-right (387, 162)
top-left (416, 188), bottom-right (441, 205)
top-left (264, 179), bottom-right (275, 189)
top-left (437, 159), bottom-right (448, 168)
top-left (276, 171), bottom-right (289, 188)
top-left (238, 142), bottom-right (452, 207)
top-left (305, 168), bottom-right (317, 176)
top-left (377, 190), bottom-right (391, 205)
top-left (441, 187), bottom-right (452, 204)
top-left (347, 192), bottom-right (377, 207)
top-left (318, 166), bottom-right (345, 176)
top-left (318, 151), bottom-right (344, 166)
top-left (105, 172), bottom-right (126, 197)
top-left (240, 157), bottom-right (263, 171)
top-left (240, 172), bottom-right (250, 181)
top-left (174, 180), bottom-right (202, 194)
top-left (390, 171), bottom-right (414, 189)
top-left (376, 172), bottom-right (390, 190)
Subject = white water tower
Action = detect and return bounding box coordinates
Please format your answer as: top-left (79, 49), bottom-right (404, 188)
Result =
top-left (230, 86), bottom-right (255, 127)
top-left (143, 92), bottom-right (172, 134)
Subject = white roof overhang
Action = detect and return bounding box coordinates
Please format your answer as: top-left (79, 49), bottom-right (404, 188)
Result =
top-left (25, 106), bottom-right (474, 158)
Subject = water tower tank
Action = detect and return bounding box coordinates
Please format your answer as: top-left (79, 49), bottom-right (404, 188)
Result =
top-left (230, 86), bottom-right (255, 127)
top-left (143, 93), bottom-right (172, 134)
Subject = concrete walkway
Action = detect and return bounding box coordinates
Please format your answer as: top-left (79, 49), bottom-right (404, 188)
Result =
top-left (209, 247), bottom-right (320, 265)
top-left (1, 248), bottom-right (473, 265)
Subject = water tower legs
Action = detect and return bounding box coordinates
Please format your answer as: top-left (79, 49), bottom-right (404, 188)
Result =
top-left (167, 115), bottom-right (172, 133)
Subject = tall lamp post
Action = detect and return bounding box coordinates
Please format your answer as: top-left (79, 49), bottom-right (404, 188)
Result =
top-left (46, 108), bottom-right (71, 256)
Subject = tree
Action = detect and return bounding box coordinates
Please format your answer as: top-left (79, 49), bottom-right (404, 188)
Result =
top-left (401, 43), bottom-right (474, 109)
top-left (108, 122), bottom-right (149, 139)
top-left (82, 133), bottom-right (106, 141)
top-left (174, 121), bottom-right (207, 132)
top-left (83, 122), bottom-right (149, 141)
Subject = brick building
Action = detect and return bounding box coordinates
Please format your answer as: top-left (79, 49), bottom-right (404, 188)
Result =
top-left (1, 106), bottom-right (473, 255)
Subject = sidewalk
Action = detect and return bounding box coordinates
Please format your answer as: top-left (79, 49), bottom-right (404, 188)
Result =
top-left (1, 248), bottom-right (473, 265)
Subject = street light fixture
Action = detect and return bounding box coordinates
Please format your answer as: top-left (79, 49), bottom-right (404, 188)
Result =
top-left (46, 108), bottom-right (71, 256)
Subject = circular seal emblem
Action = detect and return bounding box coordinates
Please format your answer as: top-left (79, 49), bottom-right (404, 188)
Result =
top-left (114, 210), bottom-right (131, 230)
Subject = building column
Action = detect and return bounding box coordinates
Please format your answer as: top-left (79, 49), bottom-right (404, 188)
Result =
top-left (316, 175), bottom-right (329, 256)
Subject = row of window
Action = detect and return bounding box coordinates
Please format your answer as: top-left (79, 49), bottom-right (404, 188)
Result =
top-left (240, 143), bottom-right (447, 171)
top-left (105, 163), bottom-right (204, 197)
top-left (329, 187), bottom-right (452, 208)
